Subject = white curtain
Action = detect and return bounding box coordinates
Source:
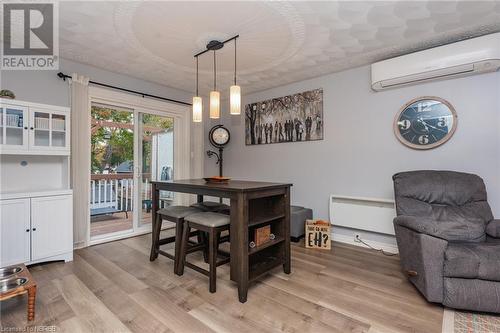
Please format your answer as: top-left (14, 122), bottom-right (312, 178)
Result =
top-left (70, 73), bottom-right (90, 248)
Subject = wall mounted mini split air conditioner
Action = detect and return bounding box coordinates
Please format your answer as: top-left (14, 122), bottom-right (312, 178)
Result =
top-left (371, 32), bottom-right (500, 91)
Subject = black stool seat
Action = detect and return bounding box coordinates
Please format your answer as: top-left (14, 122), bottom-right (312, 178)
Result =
top-left (180, 212), bottom-right (230, 293)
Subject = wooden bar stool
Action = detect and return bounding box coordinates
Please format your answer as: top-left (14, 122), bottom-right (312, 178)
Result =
top-left (149, 205), bottom-right (202, 275)
top-left (179, 212), bottom-right (230, 293)
top-left (190, 202), bottom-right (230, 260)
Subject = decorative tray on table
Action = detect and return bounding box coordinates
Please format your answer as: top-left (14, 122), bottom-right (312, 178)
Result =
top-left (203, 176), bottom-right (231, 184)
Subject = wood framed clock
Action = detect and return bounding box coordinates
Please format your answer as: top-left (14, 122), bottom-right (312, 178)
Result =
top-left (394, 96), bottom-right (458, 150)
top-left (209, 125), bottom-right (230, 148)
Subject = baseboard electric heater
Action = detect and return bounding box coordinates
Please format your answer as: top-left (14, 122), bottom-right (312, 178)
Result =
top-left (329, 195), bottom-right (396, 235)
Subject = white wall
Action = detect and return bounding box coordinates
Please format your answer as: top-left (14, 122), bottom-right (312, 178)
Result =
top-left (1, 59), bottom-right (191, 107)
top-left (204, 65), bottom-right (500, 247)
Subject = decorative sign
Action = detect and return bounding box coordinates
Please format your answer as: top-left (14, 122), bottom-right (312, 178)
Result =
top-left (305, 219), bottom-right (331, 250)
top-left (245, 88), bottom-right (323, 145)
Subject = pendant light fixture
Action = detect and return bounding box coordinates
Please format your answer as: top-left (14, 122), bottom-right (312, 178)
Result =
top-left (230, 38), bottom-right (241, 115)
top-left (192, 57), bottom-right (202, 122)
top-left (209, 50), bottom-right (220, 119)
top-left (192, 35), bottom-right (239, 122)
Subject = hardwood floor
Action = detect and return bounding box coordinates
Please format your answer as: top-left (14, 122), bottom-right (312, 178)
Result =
top-left (0, 232), bottom-right (443, 332)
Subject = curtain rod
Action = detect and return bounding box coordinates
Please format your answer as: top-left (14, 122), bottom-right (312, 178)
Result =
top-left (56, 72), bottom-right (192, 106)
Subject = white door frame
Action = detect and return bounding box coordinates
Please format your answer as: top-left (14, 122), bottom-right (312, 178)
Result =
top-left (88, 86), bottom-right (194, 246)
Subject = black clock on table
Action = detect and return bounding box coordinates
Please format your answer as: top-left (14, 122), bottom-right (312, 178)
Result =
top-left (394, 97), bottom-right (457, 150)
top-left (207, 125), bottom-right (230, 177)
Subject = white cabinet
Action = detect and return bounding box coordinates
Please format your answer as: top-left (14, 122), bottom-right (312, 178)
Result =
top-left (0, 199), bottom-right (31, 267)
top-left (0, 99), bottom-right (72, 267)
top-left (0, 99), bottom-right (70, 155)
top-left (31, 195), bottom-right (73, 261)
top-left (0, 193), bottom-right (73, 266)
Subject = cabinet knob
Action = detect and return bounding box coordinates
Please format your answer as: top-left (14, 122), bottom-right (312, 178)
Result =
top-left (26, 229), bottom-right (30, 232)
top-left (32, 228), bottom-right (36, 231)
top-left (24, 126), bottom-right (28, 130)
top-left (30, 127), bottom-right (34, 130)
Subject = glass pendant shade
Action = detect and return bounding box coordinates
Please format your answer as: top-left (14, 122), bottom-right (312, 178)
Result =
top-left (192, 96), bottom-right (202, 122)
top-left (209, 91), bottom-right (220, 119)
top-left (230, 85), bottom-right (241, 115)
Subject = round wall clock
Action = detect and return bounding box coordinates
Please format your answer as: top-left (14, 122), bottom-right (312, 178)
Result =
top-left (209, 125), bottom-right (230, 148)
top-left (394, 96), bottom-right (457, 150)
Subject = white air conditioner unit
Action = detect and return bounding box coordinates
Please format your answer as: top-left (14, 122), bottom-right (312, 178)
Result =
top-left (371, 32), bottom-right (500, 91)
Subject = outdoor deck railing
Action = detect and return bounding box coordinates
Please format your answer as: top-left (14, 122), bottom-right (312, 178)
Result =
top-left (90, 173), bottom-right (152, 214)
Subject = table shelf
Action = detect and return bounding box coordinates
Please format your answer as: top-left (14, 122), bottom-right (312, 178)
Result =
top-left (248, 213), bottom-right (285, 227)
top-left (249, 255), bottom-right (282, 282)
top-left (249, 236), bottom-right (285, 255)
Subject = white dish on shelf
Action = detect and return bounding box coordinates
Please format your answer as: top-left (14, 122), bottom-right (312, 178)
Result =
top-left (52, 118), bottom-right (65, 131)
top-left (6, 114), bottom-right (20, 127)
top-left (35, 117), bottom-right (49, 130)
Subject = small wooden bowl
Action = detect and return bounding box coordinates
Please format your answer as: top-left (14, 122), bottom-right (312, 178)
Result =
top-left (204, 176), bottom-right (231, 184)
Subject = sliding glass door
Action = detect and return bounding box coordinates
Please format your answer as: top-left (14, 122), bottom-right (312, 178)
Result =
top-left (138, 113), bottom-right (175, 228)
top-left (90, 103), bottom-right (177, 240)
top-left (90, 104), bottom-right (135, 238)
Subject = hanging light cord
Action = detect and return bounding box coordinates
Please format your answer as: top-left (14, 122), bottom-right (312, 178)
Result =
top-left (213, 50), bottom-right (217, 90)
top-left (234, 38), bottom-right (237, 85)
top-left (196, 56), bottom-right (199, 96)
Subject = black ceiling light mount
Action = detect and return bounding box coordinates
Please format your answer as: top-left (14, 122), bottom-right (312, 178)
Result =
top-left (206, 40), bottom-right (224, 51)
top-left (194, 35), bottom-right (239, 58)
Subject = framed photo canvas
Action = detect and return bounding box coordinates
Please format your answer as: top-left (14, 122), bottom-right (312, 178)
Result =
top-left (245, 88), bottom-right (323, 145)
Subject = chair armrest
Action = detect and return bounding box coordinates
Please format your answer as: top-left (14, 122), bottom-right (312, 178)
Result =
top-left (393, 223), bottom-right (447, 303)
top-left (486, 219), bottom-right (500, 238)
top-left (394, 215), bottom-right (485, 242)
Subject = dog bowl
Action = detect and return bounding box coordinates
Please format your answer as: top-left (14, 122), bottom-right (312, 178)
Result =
top-left (0, 277), bottom-right (28, 293)
top-left (0, 266), bottom-right (23, 279)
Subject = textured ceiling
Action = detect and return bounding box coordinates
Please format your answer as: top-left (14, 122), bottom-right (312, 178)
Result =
top-left (59, 1), bottom-right (500, 95)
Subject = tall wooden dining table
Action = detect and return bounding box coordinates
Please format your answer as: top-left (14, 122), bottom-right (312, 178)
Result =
top-left (151, 179), bottom-right (292, 303)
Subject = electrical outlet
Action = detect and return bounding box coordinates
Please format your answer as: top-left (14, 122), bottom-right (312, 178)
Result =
top-left (354, 233), bottom-right (361, 242)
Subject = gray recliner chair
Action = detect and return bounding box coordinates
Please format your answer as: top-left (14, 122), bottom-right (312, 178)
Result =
top-left (393, 170), bottom-right (500, 313)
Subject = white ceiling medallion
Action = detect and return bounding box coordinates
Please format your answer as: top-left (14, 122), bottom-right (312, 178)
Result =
top-left (113, 1), bottom-right (306, 79)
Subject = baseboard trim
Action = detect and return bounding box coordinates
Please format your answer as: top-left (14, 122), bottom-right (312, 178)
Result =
top-left (332, 232), bottom-right (399, 254)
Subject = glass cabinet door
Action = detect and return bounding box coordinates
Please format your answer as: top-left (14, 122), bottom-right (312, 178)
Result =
top-left (1, 106), bottom-right (28, 150)
top-left (29, 109), bottom-right (69, 151)
top-left (32, 111), bottom-right (51, 148)
top-left (51, 112), bottom-right (67, 148)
